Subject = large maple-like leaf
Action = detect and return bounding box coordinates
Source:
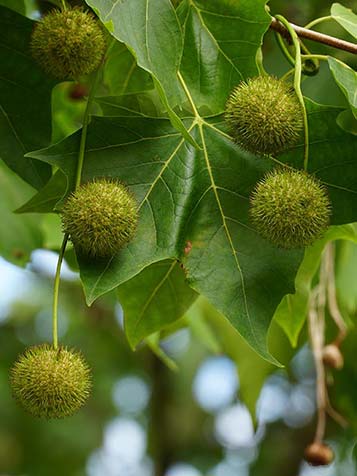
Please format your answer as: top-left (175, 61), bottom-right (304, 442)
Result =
top-left (27, 109), bottom-right (302, 362)
top-left (26, 97), bottom-right (357, 361)
top-left (17, 0), bottom-right (357, 361)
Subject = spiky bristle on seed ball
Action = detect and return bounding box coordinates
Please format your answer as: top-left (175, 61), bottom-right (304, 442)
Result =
top-left (225, 76), bottom-right (303, 156)
top-left (31, 8), bottom-right (106, 79)
top-left (61, 179), bottom-right (139, 258)
top-left (250, 169), bottom-right (331, 249)
top-left (10, 344), bottom-right (91, 419)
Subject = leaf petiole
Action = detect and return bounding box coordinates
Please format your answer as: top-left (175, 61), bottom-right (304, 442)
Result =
top-left (275, 15), bottom-right (309, 171)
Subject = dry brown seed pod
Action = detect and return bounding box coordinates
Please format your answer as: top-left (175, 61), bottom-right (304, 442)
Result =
top-left (322, 344), bottom-right (344, 370)
top-left (304, 442), bottom-right (334, 466)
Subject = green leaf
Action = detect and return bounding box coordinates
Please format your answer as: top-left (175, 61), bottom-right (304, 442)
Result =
top-left (337, 109), bottom-right (357, 135)
top-left (336, 233), bottom-right (357, 320)
top-left (85, 0), bottom-right (199, 149)
top-left (86, 0), bottom-right (183, 104)
top-left (281, 99), bottom-right (357, 226)
top-left (26, 100), bottom-right (357, 362)
top-left (331, 3), bottom-right (357, 39)
top-left (0, 0), bottom-right (25, 15)
top-left (96, 93), bottom-right (165, 118)
top-left (0, 7), bottom-right (55, 188)
top-left (275, 224), bottom-right (357, 346)
top-left (102, 41), bottom-right (154, 96)
top-left (27, 114), bottom-right (302, 362)
top-left (16, 170), bottom-right (67, 213)
top-left (0, 162), bottom-right (43, 266)
top-left (328, 57), bottom-right (357, 119)
top-left (118, 260), bottom-right (197, 348)
top-left (178, 0), bottom-right (271, 114)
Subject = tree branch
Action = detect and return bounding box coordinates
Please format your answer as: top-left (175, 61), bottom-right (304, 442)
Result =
top-left (270, 17), bottom-right (357, 55)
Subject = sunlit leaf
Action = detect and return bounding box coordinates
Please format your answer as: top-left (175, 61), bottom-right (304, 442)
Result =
top-left (178, 0), bottom-right (271, 113)
top-left (331, 3), bottom-right (357, 39)
top-left (328, 57), bottom-right (357, 119)
top-left (118, 260), bottom-right (197, 348)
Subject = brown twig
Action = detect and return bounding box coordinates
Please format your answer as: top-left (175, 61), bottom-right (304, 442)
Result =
top-left (309, 302), bottom-right (327, 443)
top-left (270, 17), bottom-right (357, 55)
top-left (326, 393), bottom-right (348, 429)
top-left (325, 243), bottom-right (348, 346)
top-left (308, 244), bottom-right (349, 444)
top-left (308, 250), bottom-right (330, 443)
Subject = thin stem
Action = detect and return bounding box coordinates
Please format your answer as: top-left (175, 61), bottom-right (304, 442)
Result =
top-left (270, 17), bottom-right (357, 55)
top-left (280, 68), bottom-right (295, 82)
top-left (52, 234), bottom-right (69, 349)
top-left (255, 47), bottom-right (267, 76)
top-left (60, 0), bottom-right (67, 10)
top-left (309, 303), bottom-right (327, 443)
top-left (308, 247), bottom-right (332, 443)
top-left (274, 30), bottom-right (295, 68)
top-left (326, 393), bottom-right (348, 428)
top-left (304, 16), bottom-right (333, 30)
top-left (302, 54), bottom-right (329, 61)
top-left (299, 42), bottom-right (320, 76)
top-left (276, 15), bottom-right (309, 171)
top-left (75, 69), bottom-right (102, 189)
top-left (325, 243), bottom-right (348, 345)
top-left (51, 66), bottom-right (102, 348)
top-left (275, 32), bottom-right (320, 76)
top-left (308, 244), bottom-right (349, 441)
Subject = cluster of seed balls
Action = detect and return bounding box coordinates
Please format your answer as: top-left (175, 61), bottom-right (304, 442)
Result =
top-left (10, 7), bottom-right (139, 420)
top-left (226, 75), bottom-right (331, 250)
top-left (11, 6), bottom-right (332, 436)
top-left (10, 178), bottom-right (138, 418)
top-left (226, 76), bottom-right (334, 466)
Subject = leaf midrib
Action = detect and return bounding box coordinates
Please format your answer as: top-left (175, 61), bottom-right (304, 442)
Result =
top-left (198, 121), bottom-right (260, 349)
top-left (131, 260), bottom-right (177, 337)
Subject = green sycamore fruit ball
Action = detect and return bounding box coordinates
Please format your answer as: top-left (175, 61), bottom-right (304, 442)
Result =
top-left (225, 75), bottom-right (303, 156)
top-left (31, 8), bottom-right (106, 79)
top-left (61, 179), bottom-right (139, 258)
top-left (10, 344), bottom-right (91, 419)
top-left (250, 169), bottom-right (331, 248)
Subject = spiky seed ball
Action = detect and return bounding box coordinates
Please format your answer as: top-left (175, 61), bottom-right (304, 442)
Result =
top-left (31, 8), bottom-right (106, 79)
top-left (225, 76), bottom-right (303, 155)
top-left (10, 344), bottom-right (91, 419)
top-left (61, 179), bottom-right (138, 258)
top-left (250, 169), bottom-right (331, 248)
top-left (322, 344), bottom-right (344, 370)
top-left (304, 443), bottom-right (334, 466)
